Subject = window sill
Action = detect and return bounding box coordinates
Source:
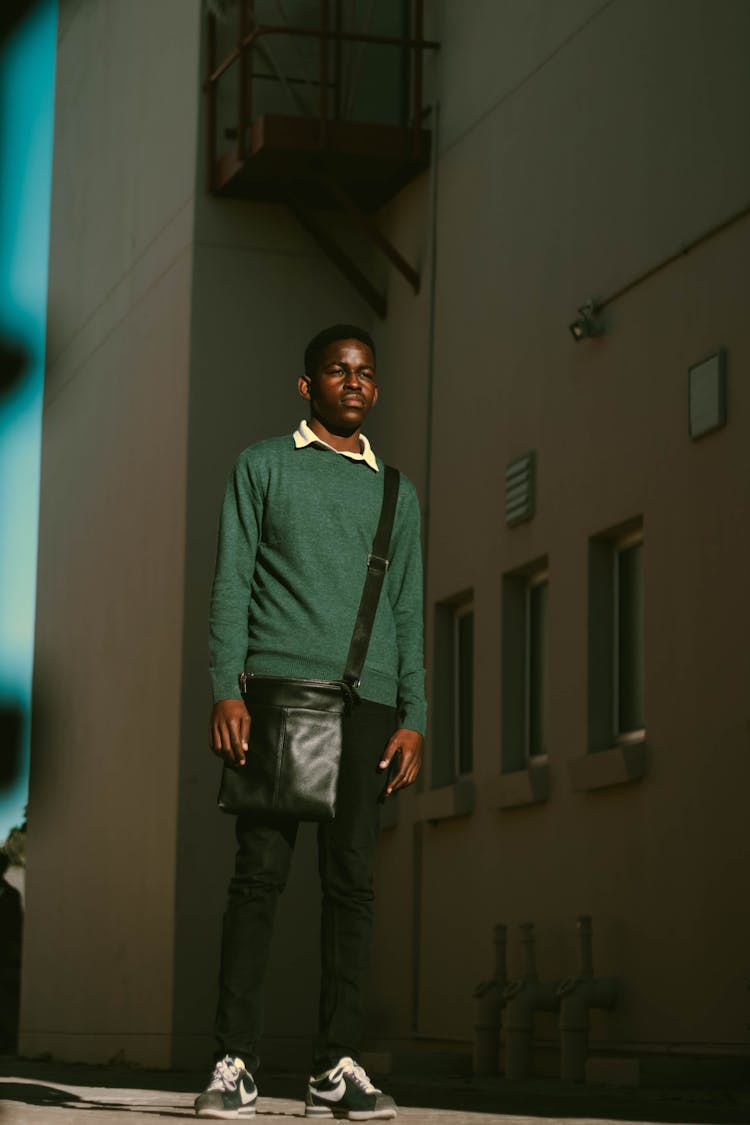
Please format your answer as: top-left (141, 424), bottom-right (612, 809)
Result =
top-left (568, 740), bottom-right (647, 792)
top-left (415, 777), bottom-right (474, 824)
top-left (487, 762), bottom-right (550, 809)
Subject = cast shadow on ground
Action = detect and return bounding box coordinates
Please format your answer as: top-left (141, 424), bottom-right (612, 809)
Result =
top-left (2, 1071), bottom-right (749, 1125)
top-left (261, 1071), bottom-right (750, 1125)
top-left (0, 1082), bottom-right (191, 1118)
top-left (0, 1080), bottom-right (305, 1120)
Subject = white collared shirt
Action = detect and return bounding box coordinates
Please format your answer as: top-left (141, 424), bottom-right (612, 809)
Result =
top-left (292, 418), bottom-right (379, 472)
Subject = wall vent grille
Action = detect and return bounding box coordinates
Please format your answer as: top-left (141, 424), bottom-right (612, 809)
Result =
top-left (505, 452), bottom-right (536, 526)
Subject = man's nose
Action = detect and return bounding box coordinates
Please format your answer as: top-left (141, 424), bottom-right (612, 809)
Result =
top-left (344, 370), bottom-right (364, 388)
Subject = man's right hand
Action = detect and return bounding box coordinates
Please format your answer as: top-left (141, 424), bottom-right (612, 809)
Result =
top-left (210, 699), bottom-right (250, 766)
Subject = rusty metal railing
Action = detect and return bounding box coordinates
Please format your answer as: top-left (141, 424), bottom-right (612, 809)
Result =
top-left (204, 0), bottom-right (439, 192)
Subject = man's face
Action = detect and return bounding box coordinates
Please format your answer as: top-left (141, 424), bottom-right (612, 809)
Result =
top-left (299, 337), bottom-right (378, 435)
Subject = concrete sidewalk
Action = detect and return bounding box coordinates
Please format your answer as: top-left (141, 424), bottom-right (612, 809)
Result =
top-left (1, 1059), bottom-right (749, 1125)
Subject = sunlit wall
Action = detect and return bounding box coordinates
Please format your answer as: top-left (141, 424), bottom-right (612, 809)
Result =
top-left (0, 1), bottom-right (57, 843)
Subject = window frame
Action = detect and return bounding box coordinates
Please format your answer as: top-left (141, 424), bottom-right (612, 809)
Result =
top-left (501, 557), bottom-right (549, 774)
top-left (612, 529), bottom-right (645, 743)
top-left (524, 569), bottom-right (549, 764)
top-left (453, 600), bottom-right (474, 777)
top-left (587, 518), bottom-right (645, 755)
top-left (431, 590), bottom-right (474, 788)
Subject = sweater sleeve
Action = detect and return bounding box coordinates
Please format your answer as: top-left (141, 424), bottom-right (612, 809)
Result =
top-left (208, 453), bottom-right (264, 703)
top-left (386, 476), bottom-right (427, 735)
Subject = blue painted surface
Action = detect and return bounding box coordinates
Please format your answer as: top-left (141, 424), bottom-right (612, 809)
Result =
top-left (0, 1), bottom-right (57, 843)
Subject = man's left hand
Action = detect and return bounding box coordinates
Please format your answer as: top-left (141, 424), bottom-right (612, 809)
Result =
top-left (379, 728), bottom-right (423, 795)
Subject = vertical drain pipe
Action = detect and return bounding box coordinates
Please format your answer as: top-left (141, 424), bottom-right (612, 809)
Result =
top-left (503, 923), bottom-right (559, 1080)
top-left (472, 923), bottom-right (507, 1075)
top-left (412, 96), bottom-right (440, 1036)
top-left (557, 915), bottom-right (616, 1082)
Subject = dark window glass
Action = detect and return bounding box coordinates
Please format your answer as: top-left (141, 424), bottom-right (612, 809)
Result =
top-left (456, 610), bottom-right (473, 774)
top-left (617, 542), bottom-right (644, 732)
top-left (527, 580), bottom-right (548, 758)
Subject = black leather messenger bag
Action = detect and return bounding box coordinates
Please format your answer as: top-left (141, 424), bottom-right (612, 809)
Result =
top-left (217, 465), bottom-right (400, 821)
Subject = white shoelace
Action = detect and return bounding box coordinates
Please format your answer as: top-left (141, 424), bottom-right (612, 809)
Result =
top-left (335, 1057), bottom-right (379, 1094)
top-left (208, 1056), bottom-right (244, 1091)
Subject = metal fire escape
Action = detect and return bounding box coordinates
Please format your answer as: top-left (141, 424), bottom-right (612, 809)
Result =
top-left (204, 1), bottom-right (439, 317)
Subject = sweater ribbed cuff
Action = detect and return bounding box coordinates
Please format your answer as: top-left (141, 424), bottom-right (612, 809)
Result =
top-left (210, 671), bottom-right (244, 704)
top-left (399, 701), bottom-right (427, 737)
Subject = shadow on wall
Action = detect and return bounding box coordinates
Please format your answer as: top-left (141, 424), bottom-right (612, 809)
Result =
top-left (0, 853), bottom-right (22, 1052)
top-left (0, 704), bottom-right (23, 798)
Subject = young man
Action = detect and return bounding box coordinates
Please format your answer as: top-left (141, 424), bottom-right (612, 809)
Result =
top-left (196, 325), bottom-right (426, 1120)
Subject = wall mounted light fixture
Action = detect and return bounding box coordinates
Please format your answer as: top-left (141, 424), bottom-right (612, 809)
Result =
top-left (569, 299), bottom-right (604, 342)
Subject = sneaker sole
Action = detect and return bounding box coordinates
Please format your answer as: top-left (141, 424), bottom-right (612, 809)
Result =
top-left (195, 1109), bottom-right (256, 1119)
top-left (305, 1110), bottom-right (396, 1121)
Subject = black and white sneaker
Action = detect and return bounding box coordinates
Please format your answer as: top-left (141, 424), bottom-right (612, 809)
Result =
top-left (305, 1056), bottom-right (397, 1120)
top-left (194, 1055), bottom-right (258, 1118)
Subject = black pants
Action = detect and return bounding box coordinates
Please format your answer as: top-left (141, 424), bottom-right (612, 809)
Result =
top-left (214, 699), bottom-right (396, 1074)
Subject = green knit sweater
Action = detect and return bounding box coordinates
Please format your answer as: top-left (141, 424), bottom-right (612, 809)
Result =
top-left (209, 435), bottom-right (427, 734)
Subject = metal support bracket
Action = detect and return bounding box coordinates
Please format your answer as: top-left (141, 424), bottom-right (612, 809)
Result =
top-left (285, 191), bottom-right (387, 318)
top-left (317, 173), bottom-right (421, 294)
top-left (285, 173), bottom-right (421, 319)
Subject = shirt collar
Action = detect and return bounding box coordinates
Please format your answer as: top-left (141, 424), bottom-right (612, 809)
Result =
top-left (292, 418), bottom-right (379, 472)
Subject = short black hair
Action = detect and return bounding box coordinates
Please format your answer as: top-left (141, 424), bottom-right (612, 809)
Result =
top-left (304, 324), bottom-right (376, 377)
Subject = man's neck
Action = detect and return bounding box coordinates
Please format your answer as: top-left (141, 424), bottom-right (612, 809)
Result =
top-left (307, 416), bottom-right (362, 454)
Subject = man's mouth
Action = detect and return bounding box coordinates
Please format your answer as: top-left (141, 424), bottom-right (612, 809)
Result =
top-left (341, 396), bottom-right (364, 406)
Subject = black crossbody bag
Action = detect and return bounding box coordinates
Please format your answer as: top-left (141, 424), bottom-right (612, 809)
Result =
top-left (217, 465), bottom-right (400, 821)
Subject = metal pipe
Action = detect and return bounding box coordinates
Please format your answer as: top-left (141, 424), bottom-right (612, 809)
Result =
top-left (412, 0), bottom-right (423, 155)
top-left (206, 11), bottom-right (217, 191)
top-left (333, 0), bottom-right (342, 120)
top-left (520, 921), bottom-right (538, 980)
top-left (421, 98), bottom-right (440, 571)
top-left (503, 923), bottom-right (559, 1080)
top-left (319, 0), bottom-right (328, 145)
top-left (237, 0), bottom-right (249, 159)
top-left (557, 916), bottom-right (616, 1083)
top-left (578, 913), bottom-right (594, 978)
top-left (473, 924), bottom-right (507, 1076)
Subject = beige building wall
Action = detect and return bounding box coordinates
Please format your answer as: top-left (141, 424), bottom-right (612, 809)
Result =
top-left (369, 0), bottom-right (750, 1074)
top-left (24, 0), bottom-right (381, 1073)
top-left (22, 0), bottom-right (202, 1066)
top-left (23, 0), bottom-right (750, 1079)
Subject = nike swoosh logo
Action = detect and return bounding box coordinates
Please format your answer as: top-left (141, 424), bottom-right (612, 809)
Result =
top-left (312, 1078), bottom-right (346, 1102)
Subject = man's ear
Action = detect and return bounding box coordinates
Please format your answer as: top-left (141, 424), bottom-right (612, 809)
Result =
top-left (298, 374), bottom-right (311, 400)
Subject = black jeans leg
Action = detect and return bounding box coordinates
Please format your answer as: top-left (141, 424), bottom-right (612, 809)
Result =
top-left (213, 700), bottom-right (395, 1075)
top-left (214, 812), bottom-right (298, 1072)
top-left (314, 701), bottom-right (396, 1072)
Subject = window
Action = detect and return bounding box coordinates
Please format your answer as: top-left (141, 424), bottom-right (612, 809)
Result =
top-left (501, 562), bottom-right (549, 772)
top-left (526, 573), bottom-right (549, 760)
top-left (454, 603), bottom-right (474, 776)
top-left (588, 522), bottom-right (645, 752)
top-left (431, 592), bottom-right (474, 786)
top-left (614, 533), bottom-right (644, 737)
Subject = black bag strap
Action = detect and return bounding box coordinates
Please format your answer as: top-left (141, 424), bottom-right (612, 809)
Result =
top-left (343, 464), bottom-right (400, 688)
